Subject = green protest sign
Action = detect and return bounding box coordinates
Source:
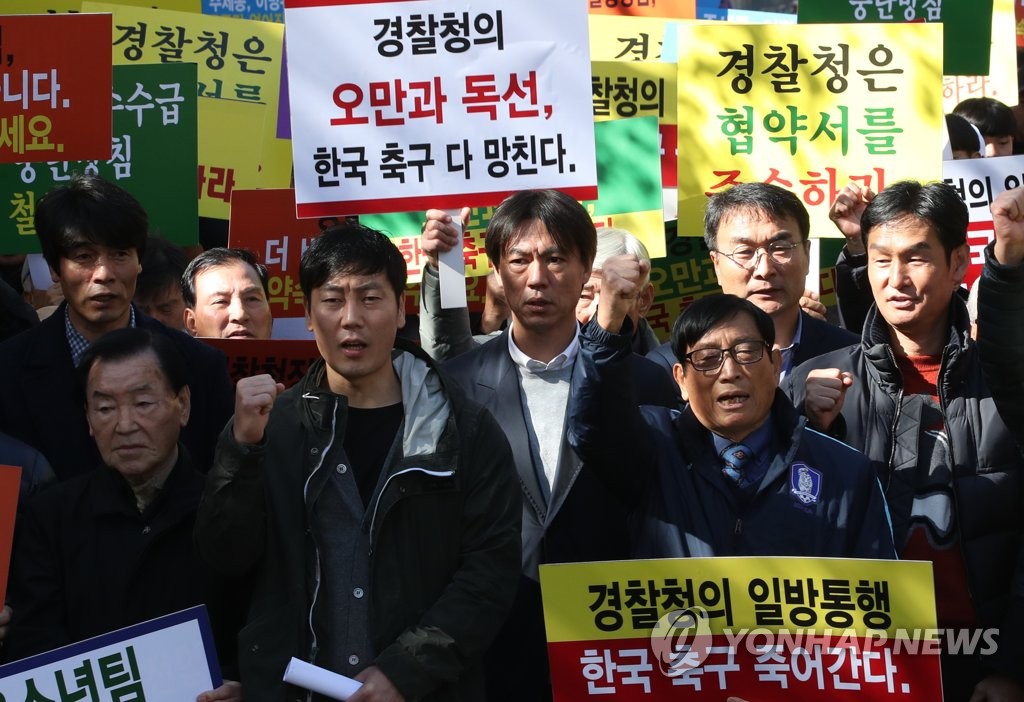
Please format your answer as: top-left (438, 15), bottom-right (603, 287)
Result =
top-left (798, 0), bottom-right (993, 76)
top-left (0, 63), bottom-right (199, 254)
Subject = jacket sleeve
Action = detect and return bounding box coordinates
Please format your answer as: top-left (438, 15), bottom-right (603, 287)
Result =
top-left (976, 243), bottom-right (1024, 683)
top-left (566, 318), bottom-right (656, 505)
top-left (978, 242), bottom-right (1024, 450)
top-left (373, 408), bottom-right (521, 698)
top-left (835, 246), bottom-right (872, 336)
top-left (418, 263), bottom-right (476, 363)
top-left (5, 494), bottom-right (70, 660)
top-left (193, 421), bottom-right (269, 577)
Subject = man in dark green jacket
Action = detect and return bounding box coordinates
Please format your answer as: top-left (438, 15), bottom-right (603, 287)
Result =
top-left (195, 222), bottom-right (521, 702)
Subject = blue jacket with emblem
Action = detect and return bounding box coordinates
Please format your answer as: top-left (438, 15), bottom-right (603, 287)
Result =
top-left (569, 319), bottom-right (896, 560)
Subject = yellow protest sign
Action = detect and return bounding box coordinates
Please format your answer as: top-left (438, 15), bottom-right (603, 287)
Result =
top-left (589, 15), bottom-right (672, 62)
top-left (196, 98), bottom-right (262, 219)
top-left (541, 557), bottom-right (944, 700)
top-left (676, 22), bottom-right (944, 239)
top-left (592, 62), bottom-right (676, 124)
top-left (83, 1), bottom-right (292, 213)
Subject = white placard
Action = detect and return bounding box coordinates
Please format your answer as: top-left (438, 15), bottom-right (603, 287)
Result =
top-left (942, 153), bottom-right (1024, 285)
top-left (0, 606), bottom-right (220, 701)
top-left (285, 0), bottom-right (597, 218)
top-left (283, 657), bottom-right (363, 700)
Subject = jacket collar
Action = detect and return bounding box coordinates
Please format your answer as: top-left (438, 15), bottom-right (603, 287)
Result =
top-left (861, 297), bottom-right (973, 390)
top-left (88, 444), bottom-right (200, 520)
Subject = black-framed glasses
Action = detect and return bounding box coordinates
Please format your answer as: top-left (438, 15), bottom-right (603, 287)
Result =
top-left (685, 340), bottom-right (769, 373)
top-left (716, 242), bottom-right (800, 271)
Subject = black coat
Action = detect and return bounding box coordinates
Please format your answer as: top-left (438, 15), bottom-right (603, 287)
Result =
top-left (0, 304), bottom-right (234, 479)
top-left (442, 330), bottom-right (678, 702)
top-left (783, 245), bottom-right (1024, 685)
top-left (5, 451), bottom-right (225, 662)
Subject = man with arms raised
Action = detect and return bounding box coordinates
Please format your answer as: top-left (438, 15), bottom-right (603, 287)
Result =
top-left (785, 181), bottom-right (1024, 702)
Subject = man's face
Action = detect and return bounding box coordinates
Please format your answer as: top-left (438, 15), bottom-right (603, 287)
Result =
top-left (866, 217), bottom-right (967, 344)
top-left (305, 271), bottom-right (405, 395)
top-left (85, 350), bottom-right (190, 485)
top-left (55, 242), bottom-right (141, 339)
top-left (983, 134), bottom-right (1014, 157)
top-left (135, 281), bottom-right (186, 331)
top-left (184, 261), bottom-right (273, 339)
top-left (710, 210), bottom-right (810, 320)
top-left (498, 220), bottom-right (590, 337)
top-left (674, 312), bottom-right (781, 443)
top-left (575, 270), bottom-right (653, 327)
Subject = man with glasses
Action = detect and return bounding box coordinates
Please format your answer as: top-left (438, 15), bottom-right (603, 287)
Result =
top-left (568, 290), bottom-right (894, 559)
top-left (649, 182), bottom-right (857, 378)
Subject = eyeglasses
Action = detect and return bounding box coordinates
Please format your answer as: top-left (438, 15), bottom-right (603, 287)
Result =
top-left (716, 242), bottom-right (800, 271)
top-left (685, 340), bottom-right (769, 373)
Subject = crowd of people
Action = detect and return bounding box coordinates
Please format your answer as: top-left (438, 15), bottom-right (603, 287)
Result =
top-left (0, 95), bottom-right (1021, 702)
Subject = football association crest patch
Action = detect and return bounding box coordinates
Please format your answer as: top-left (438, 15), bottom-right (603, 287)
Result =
top-left (790, 463), bottom-right (822, 505)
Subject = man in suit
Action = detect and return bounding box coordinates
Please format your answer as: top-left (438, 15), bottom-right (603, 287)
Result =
top-left (429, 190), bottom-right (675, 702)
top-left (648, 182), bottom-right (857, 377)
top-left (0, 174), bottom-right (233, 479)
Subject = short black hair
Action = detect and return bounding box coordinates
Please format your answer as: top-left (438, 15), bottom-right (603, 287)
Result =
top-left (945, 113), bottom-right (982, 155)
top-left (671, 293), bottom-right (775, 365)
top-left (181, 247), bottom-right (270, 308)
top-left (485, 189), bottom-right (597, 268)
top-left (299, 221), bottom-right (406, 303)
top-left (35, 173), bottom-right (148, 271)
top-left (860, 180), bottom-right (967, 261)
top-left (78, 327), bottom-right (189, 404)
top-left (953, 97), bottom-right (1017, 138)
top-left (137, 234), bottom-right (187, 302)
top-left (704, 182), bottom-right (810, 251)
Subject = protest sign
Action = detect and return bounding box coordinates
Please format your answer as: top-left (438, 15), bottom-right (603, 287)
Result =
top-left (284, 0), bottom-right (597, 218)
top-left (203, 0), bottom-right (284, 23)
top-left (943, 154), bottom-right (1024, 286)
top-left (589, 15), bottom-right (671, 61)
top-left (360, 116), bottom-right (666, 288)
top-left (202, 337), bottom-right (319, 385)
top-left (0, 63), bottom-right (199, 254)
top-left (0, 466), bottom-right (20, 606)
top-left (676, 22), bottom-right (943, 239)
top-left (0, 606), bottom-right (221, 701)
top-left (2, 1), bottom-right (200, 15)
top-left (0, 14), bottom-right (111, 164)
top-left (798, 0), bottom-right (993, 76)
top-left (587, 0), bottom-right (695, 19)
top-left (228, 188), bottom-right (325, 319)
top-left (540, 557), bottom-right (942, 700)
top-left (83, 1), bottom-right (293, 213)
top-left (942, 0), bottom-right (1018, 111)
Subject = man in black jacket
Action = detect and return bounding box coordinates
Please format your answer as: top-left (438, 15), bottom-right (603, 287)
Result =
top-left (0, 175), bottom-right (232, 478)
top-left (784, 181), bottom-right (1024, 702)
top-left (195, 222), bottom-right (520, 702)
top-left (6, 327), bottom-right (238, 700)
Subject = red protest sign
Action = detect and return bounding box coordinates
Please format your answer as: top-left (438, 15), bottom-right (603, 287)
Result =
top-left (201, 337), bottom-right (320, 387)
top-left (0, 465), bottom-right (21, 605)
top-left (0, 14), bottom-right (113, 163)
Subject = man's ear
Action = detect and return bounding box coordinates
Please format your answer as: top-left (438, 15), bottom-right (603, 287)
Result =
top-left (951, 244), bottom-right (970, 287)
top-left (672, 362), bottom-right (688, 402)
top-left (183, 307), bottom-right (198, 336)
top-left (176, 386), bottom-right (192, 426)
top-left (396, 292), bottom-right (407, 329)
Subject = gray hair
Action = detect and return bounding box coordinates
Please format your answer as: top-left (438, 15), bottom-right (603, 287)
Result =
top-left (594, 227), bottom-right (652, 285)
